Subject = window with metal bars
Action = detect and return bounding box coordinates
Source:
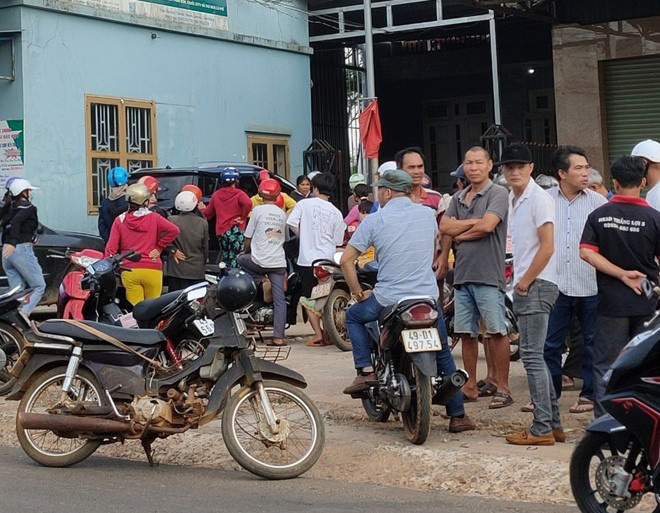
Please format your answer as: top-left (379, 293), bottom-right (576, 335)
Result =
top-left (85, 95), bottom-right (157, 213)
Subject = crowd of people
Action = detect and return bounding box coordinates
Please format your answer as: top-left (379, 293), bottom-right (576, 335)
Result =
top-left (3, 134), bottom-right (658, 447)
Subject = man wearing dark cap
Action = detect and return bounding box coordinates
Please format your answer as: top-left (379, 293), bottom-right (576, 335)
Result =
top-left (451, 164), bottom-right (470, 192)
top-left (340, 169), bottom-right (475, 433)
top-left (500, 143), bottom-right (563, 446)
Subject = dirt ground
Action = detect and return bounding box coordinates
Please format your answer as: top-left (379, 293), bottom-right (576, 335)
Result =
top-left (0, 323), bottom-right (592, 504)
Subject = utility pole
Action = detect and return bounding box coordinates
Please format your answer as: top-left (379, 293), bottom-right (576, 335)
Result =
top-left (363, 0), bottom-right (378, 186)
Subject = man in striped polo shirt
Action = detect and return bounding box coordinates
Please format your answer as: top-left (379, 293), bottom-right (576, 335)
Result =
top-left (543, 146), bottom-right (607, 414)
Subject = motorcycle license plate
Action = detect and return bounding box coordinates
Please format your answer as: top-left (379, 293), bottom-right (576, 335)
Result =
top-left (401, 328), bottom-right (442, 353)
top-left (311, 280), bottom-right (333, 299)
top-left (193, 318), bottom-right (215, 337)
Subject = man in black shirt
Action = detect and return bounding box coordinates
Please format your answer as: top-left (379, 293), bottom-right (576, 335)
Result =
top-left (579, 156), bottom-right (660, 417)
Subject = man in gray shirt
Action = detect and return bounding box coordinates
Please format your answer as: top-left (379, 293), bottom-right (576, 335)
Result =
top-left (340, 169), bottom-right (475, 433)
top-left (439, 146), bottom-right (512, 409)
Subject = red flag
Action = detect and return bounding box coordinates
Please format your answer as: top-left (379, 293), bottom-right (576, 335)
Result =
top-left (359, 100), bottom-right (382, 159)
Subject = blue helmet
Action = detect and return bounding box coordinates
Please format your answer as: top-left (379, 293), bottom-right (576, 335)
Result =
top-left (220, 167), bottom-right (240, 185)
top-left (108, 167), bottom-right (129, 187)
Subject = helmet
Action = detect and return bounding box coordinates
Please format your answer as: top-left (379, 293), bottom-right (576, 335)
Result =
top-left (258, 178), bottom-right (281, 200)
top-left (137, 175), bottom-right (160, 194)
top-left (108, 167), bottom-right (129, 187)
top-left (181, 184), bottom-right (203, 203)
top-left (377, 161), bottom-right (397, 176)
top-left (5, 176), bottom-right (19, 190)
top-left (175, 190), bottom-right (197, 212)
top-left (9, 178), bottom-right (38, 197)
top-left (535, 174), bottom-right (558, 189)
top-left (631, 139), bottom-right (660, 163)
top-left (349, 173), bottom-right (366, 189)
top-left (215, 269), bottom-right (257, 312)
top-left (126, 183), bottom-right (151, 206)
top-left (258, 169), bottom-right (271, 182)
top-left (220, 167), bottom-right (240, 185)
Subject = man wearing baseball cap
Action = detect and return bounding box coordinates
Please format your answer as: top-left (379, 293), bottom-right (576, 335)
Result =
top-left (340, 169), bottom-right (474, 433)
top-left (631, 139), bottom-right (660, 211)
top-left (499, 143), bottom-right (563, 445)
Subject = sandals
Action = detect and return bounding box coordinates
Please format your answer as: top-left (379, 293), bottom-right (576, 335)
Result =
top-left (489, 392), bottom-right (514, 409)
top-left (520, 402), bottom-right (535, 413)
top-left (462, 393), bottom-right (478, 403)
top-left (305, 337), bottom-right (331, 347)
top-left (266, 340), bottom-right (288, 347)
top-left (478, 383), bottom-right (498, 397)
top-left (562, 375), bottom-right (579, 391)
top-left (569, 397), bottom-right (594, 414)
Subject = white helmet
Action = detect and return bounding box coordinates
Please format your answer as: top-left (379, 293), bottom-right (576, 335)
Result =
top-left (175, 190), bottom-right (198, 212)
top-left (631, 139), bottom-right (660, 163)
top-left (9, 178), bottom-right (38, 197)
top-left (377, 161), bottom-right (397, 175)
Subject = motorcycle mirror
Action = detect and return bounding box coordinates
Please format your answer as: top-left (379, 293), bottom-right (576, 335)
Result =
top-left (186, 287), bottom-right (207, 302)
top-left (126, 252), bottom-right (142, 263)
top-left (333, 251), bottom-right (342, 265)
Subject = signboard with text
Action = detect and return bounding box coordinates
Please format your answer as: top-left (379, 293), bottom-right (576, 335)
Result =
top-left (0, 120), bottom-right (24, 188)
top-left (69, 0), bottom-right (229, 31)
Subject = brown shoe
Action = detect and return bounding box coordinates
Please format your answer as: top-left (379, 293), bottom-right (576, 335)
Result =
top-left (505, 429), bottom-right (555, 446)
top-left (553, 428), bottom-right (566, 443)
top-left (343, 373), bottom-right (377, 395)
top-left (448, 415), bottom-right (476, 433)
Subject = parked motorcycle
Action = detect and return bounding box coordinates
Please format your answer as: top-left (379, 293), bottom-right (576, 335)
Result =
top-left (443, 257), bottom-right (520, 361)
top-left (310, 255), bottom-right (378, 351)
top-left (0, 285), bottom-right (32, 396)
top-left (52, 249), bottom-right (135, 325)
top-left (569, 280), bottom-right (660, 513)
top-left (348, 295), bottom-right (467, 445)
top-left (7, 270), bottom-right (325, 479)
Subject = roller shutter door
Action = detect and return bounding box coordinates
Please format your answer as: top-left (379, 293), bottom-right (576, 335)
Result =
top-left (603, 55), bottom-right (660, 168)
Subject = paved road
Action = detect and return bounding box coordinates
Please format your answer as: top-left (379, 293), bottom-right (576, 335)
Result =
top-left (0, 446), bottom-right (574, 513)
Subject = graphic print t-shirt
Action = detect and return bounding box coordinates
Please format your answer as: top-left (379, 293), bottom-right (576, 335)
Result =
top-left (580, 196), bottom-right (660, 317)
top-left (286, 197), bottom-right (345, 267)
top-left (245, 204), bottom-right (287, 268)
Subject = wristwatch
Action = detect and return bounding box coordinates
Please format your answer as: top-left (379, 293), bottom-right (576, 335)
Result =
top-left (351, 291), bottom-right (364, 301)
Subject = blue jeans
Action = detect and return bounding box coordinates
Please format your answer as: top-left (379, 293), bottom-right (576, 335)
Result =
top-left (454, 283), bottom-right (508, 337)
top-left (2, 243), bottom-right (46, 315)
top-left (543, 293), bottom-right (597, 401)
top-left (513, 279), bottom-right (561, 436)
top-left (346, 294), bottom-right (465, 418)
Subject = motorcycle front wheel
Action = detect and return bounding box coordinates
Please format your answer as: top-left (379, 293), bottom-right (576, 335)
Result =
top-left (221, 380), bottom-right (325, 480)
top-left (570, 432), bottom-right (652, 513)
top-left (400, 359), bottom-right (432, 445)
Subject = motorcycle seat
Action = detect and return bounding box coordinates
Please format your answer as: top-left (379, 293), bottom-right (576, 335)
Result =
top-left (38, 320), bottom-right (166, 346)
top-left (132, 290), bottom-right (182, 323)
top-left (378, 304), bottom-right (399, 325)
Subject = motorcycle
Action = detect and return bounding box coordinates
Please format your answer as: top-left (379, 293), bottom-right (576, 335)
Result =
top-left (310, 255), bottom-right (378, 352)
top-left (443, 256), bottom-right (520, 362)
top-left (569, 280), bottom-right (660, 513)
top-left (7, 272), bottom-right (325, 479)
top-left (348, 294), bottom-right (467, 445)
top-left (51, 249), bottom-right (104, 320)
top-left (0, 285), bottom-right (32, 396)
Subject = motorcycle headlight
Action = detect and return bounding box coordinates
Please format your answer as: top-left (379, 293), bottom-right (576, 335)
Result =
top-left (71, 255), bottom-right (101, 268)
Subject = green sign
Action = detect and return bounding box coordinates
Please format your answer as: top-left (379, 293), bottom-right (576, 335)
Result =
top-left (142, 0), bottom-right (227, 16)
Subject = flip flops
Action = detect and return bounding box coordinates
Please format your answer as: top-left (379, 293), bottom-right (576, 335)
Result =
top-left (489, 392), bottom-right (514, 409)
top-left (478, 383), bottom-right (498, 397)
top-left (569, 397), bottom-right (594, 414)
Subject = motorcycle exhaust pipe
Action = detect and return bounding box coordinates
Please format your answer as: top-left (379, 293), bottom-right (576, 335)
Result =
top-left (18, 412), bottom-right (131, 434)
top-left (433, 369), bottom-right (469, 406)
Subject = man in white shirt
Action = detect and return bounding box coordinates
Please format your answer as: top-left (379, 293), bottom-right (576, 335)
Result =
top-left (499, 143), bottom-right (563, 446)
top-left (287, 172), bottom-right (345, 346)
top-left (543, 146), bottom-right (607, 415)
top-left (631, 139), bottom-right (660, 210)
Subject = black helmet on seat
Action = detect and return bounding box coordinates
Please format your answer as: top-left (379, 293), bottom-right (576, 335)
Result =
top-left (216, 269), bottom-right (257, 311)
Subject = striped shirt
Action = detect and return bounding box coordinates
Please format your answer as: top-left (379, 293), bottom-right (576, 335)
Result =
top-left (547, 185), bottom-right (608, 297)
top-left (349, 196), bottom-right (439, 306)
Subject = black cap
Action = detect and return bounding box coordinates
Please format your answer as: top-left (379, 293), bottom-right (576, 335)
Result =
top-left (496, 143), bottom-right (533, 165)
top-left (450, 164), bottom-right (466, 179)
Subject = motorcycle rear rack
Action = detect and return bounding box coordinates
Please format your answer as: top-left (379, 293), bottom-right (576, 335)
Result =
top-left (253, 345), bottom-right (291, 363)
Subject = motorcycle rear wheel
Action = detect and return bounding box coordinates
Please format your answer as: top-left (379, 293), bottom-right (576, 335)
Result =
top-left (16, 366), bottom-right (105, 467)
top-left (400, 360), bottom-right (432, 445)
top-left (323, 289), bottom-right (352, 352)
top-left (0, 323), bottom-right (24, 396)
top-left (222, 380), bottom-right (325, 480)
